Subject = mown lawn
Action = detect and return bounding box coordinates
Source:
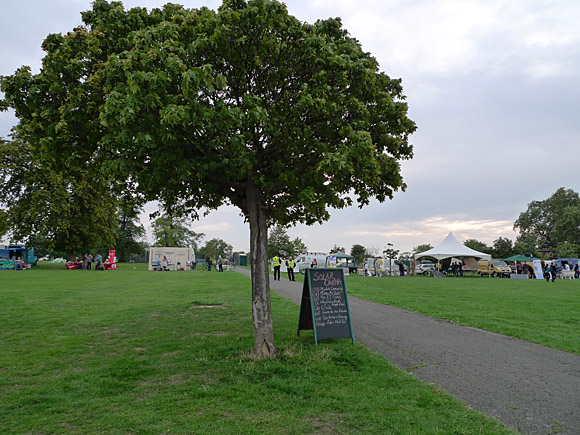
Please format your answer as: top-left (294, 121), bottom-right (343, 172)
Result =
top-left (0, 264), bottom-right (513, 433)
top-left (344, 274), bottom-right (580, 355)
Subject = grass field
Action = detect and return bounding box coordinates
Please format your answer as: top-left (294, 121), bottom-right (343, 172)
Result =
top-left (344, 274), bottom-right (580, 355)
top-left (0, 264), bottom-right (513, 434)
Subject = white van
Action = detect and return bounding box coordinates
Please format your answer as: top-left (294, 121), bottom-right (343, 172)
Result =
top-left (296, 252), bottom-right (328, 274)
top-left (148, 246), bottom-right (196, 271)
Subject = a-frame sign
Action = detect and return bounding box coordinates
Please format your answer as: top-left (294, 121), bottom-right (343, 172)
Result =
top-left (297, 268), bottom-right (354, 344)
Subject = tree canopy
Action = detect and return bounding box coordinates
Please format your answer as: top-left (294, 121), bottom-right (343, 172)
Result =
top-left (514, 187), bottom-right (580, 249)
top-left (267, 225), bottom-right (307, 258)
top-left (412, 244), bottom-right (433, 255)
top-left (350, 244), bottom-right (367, 266)
top-left (329, 244), bottom-right (346, 254)
top-left (0, 136), bottom-right (117, 257)
top-left (463, 239), bottom-right (491, 254)
top-left (0, 0), bottom-right (416, 357)
top-left (115, 206), bottom-right (147, 262)
top-left (200, 238), bottom-right (234, 260)
top-left (490, 237), bottom-right (513, 259)
top-left (152, 214), bottom-right (204, 249)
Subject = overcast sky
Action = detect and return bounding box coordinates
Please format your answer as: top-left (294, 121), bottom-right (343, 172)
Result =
top-left (1, 0), bottom-right (579, 254)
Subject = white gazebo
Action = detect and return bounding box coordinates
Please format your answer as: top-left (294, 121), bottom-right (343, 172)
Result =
top-left (414, 232), bottom-right (491, 262)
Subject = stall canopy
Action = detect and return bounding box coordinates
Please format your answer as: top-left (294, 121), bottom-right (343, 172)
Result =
top-left (504, 254), bottom-right (538, 262)
top-left (414, 232), bottom-right (491, 261)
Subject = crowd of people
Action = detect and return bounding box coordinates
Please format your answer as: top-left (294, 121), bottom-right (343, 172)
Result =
top-left (544, 261), bottom-right (579, 282)
top-left (68, 253), bottom-right (104, 270)
top-left (363, 258), bottom-right (406, 277)
top-left (202, 255), bottom-right (235, 272)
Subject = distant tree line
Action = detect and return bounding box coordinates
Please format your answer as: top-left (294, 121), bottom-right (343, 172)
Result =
top-left (309, 188), bottom-right (580, 263)
top-left (407, 188), bottom-right (580, 260)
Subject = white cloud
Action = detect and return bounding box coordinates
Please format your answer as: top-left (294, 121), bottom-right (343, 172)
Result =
top-left (2, 0), bottom-right (579, 255)
top-left (297, 0), bottom-right (580, 79)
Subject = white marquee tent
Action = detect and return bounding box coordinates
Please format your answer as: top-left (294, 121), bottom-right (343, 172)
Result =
top-left (414, 232), bottom-right (491, 261)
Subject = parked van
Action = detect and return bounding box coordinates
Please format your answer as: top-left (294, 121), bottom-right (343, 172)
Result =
top-left (296, 252), bottom-right (327, 274)
top-left (477, 259), bottom-right (511, 277)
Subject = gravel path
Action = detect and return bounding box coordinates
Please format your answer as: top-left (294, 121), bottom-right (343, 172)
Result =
top-left (235, 269), bottom-right (580, 434)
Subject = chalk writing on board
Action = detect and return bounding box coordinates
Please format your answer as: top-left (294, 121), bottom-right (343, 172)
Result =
top-left (297, 268), bottom-right (353, 343)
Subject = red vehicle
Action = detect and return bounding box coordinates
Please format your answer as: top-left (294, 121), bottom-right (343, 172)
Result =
top-left (66, 260), bottom-right (83, 270)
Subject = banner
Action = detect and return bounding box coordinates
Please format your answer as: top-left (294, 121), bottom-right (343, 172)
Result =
top-left (533, 260), bottom-right (544, 279)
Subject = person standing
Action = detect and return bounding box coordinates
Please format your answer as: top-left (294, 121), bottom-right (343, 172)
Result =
top-left (156, 255), bottom-right (161, 271)
top-left (87, 253), bottom-right (93, 270)
top-left (398, 261), bottom-right (405, 276)
top-left (82, 253), bottom-right (87, 271)
top-left (551, 264), bottom-right (557, 282)
top-left (574, 262), bottom-right (579, 279)
top-left (373, 258), bottom-right (379, 277)
top-left (272, 254), bottom-right (281, 281)
top-left (544, 263), bottom-right (551, 282)
top-left (286, 256), bottom-right (296, 281)
top-left (218, 257), bottom-right (223, 272)
top-left (95, 253), bottom-right (102, 271)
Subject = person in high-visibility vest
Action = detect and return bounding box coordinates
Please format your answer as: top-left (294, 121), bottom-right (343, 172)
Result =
top-left (272, 254), bottom-right (281, 280)
top-left (286, 256), bottom-right (296, 282)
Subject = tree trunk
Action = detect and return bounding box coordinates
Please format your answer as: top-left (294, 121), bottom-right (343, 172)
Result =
top-left (246, 183), bottom-right (276, 358)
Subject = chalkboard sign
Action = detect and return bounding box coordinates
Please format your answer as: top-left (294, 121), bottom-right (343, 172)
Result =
top-left (297, 268), bottom-right (355, 344)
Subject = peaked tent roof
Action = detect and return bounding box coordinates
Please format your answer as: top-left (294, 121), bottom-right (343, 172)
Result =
top-left (414, 232), bottom-right (491, 261)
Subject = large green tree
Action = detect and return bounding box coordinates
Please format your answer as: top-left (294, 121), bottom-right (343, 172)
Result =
top-left (491, 237), bottom-right (513, 259)
top-left (267, 224), bottom-right (307, 258)
top-left (1, 0), bottom-right (415, 357)
top-left (200, 238), bottom-right (233, 260)
top-left (514, 188), bottom-right (580, 248)
top-left (513, 233), bottom-right (539, 257)
top-left (412, 244), bottom-right (433, 255)
top-left (329, 244), bottom-right (346, 254)
top-left (115, 205), bottom-right (147, 262)
top-left (0, 209), bottom-right (8, 240)
top-left (556, 242), bottom-right (580, 258)
top-left (0, 137), bottom-right (116, 258)
top-left (350, 244), bottom-right (368, 266)
top-left (152, 214), bottom-right (204, 249)
top-left (463, 239), bottom-right (491, 254)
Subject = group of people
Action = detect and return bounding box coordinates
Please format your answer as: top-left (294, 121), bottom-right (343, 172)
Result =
top-left (272, 254), bottom-right (296, 281)
top-left (13, 257), bottom-right (26, 270)
top-left (78, 253), bottom-right (102, 271)
top-left (203, 255), bottom-right (233, 272)
top-left (450, 262), bottom-right (464, 277)
top-left (156, 254), bottom-right (171, 271)
top-left (545, 262), bottom-right (580, 282)
top-left (363, 258), bottom-right (406, 277)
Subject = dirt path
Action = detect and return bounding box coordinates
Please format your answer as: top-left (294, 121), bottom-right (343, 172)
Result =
top-left (236, 269), bottom-right (580, 434)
